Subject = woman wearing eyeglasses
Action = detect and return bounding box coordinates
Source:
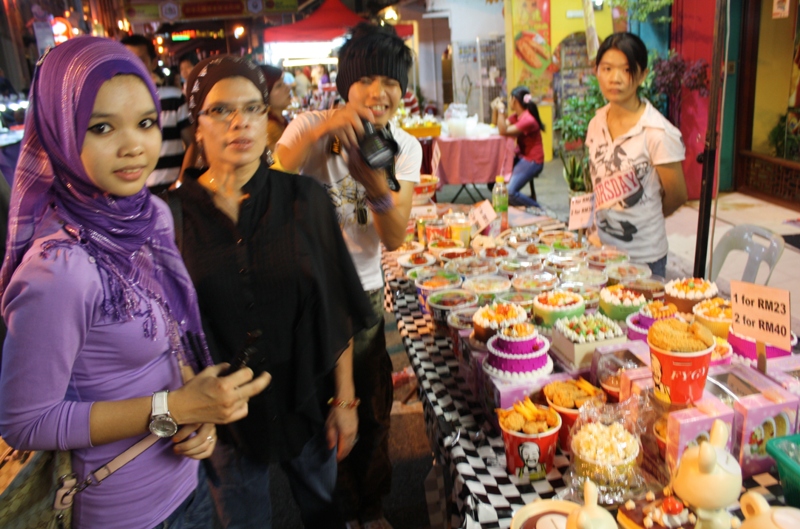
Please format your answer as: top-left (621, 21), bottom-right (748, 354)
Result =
top-left (171, 56), bottom-right (376, 528)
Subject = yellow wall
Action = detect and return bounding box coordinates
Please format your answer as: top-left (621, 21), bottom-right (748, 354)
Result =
top-left (550, 1), bottom-right (616, 52)
top-left (504, 0), bottom-right (615, 161)
top-left (751, 0), bottom-right (795, 153)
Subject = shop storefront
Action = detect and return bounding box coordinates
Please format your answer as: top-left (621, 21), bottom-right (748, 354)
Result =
top-left (734, 0), bottom-right (800, 206)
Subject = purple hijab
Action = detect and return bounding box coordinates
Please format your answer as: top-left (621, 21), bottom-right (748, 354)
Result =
top-left (0, 37), bottom-right (211, 370)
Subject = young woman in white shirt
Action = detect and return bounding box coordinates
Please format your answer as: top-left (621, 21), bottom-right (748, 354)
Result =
top-left (586, 32), bottom-right (688, 277)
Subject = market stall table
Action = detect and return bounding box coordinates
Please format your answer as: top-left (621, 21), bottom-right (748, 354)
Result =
top-left (431, 135), bottom-right (515, 203)
top-left (382, 255), bottom-right (791, 529)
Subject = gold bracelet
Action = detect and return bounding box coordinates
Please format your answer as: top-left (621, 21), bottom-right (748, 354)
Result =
top-left (328, 397), bottom-right (361, 409)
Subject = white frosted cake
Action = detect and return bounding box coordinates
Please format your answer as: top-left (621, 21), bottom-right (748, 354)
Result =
top-left (551, 314), bottom-right (627, 369)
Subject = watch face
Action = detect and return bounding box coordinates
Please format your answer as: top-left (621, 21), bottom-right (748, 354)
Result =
top-left (150, 416), bottom-right (178, 438)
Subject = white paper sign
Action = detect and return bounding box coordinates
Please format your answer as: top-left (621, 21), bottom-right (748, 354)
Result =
top-left (773, 0), bottom-right (790, 19)
top-left (730, 280), bottom-right (792, 351)
top-left (469, 200), bottom-right (497, 234)
top-left (568, 193), bottom-right (594, 230)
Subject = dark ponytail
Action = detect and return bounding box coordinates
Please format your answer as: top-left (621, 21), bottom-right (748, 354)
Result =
top-left (511, 86), bottom-right (545, 132)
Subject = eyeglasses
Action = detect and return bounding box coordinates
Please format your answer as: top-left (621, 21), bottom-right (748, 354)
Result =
top-left (197, 104), bottom-right (268, 122)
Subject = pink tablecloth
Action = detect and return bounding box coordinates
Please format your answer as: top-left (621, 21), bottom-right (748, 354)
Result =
top-left (430, 135), bottom-right (515, 188)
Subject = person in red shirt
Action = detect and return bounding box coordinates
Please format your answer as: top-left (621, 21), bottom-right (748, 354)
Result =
top-left (497, 86), bottom-right (545, 206)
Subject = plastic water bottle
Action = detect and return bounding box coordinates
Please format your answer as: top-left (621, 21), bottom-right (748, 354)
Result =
top-left (492, 176), bottom-right (509, 232)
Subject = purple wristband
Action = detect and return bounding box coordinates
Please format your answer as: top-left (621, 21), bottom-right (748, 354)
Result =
top-left (366, 192), bottom-right (394, 215)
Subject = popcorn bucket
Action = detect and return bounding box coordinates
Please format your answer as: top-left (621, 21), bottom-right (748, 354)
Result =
top-left (647, 340), bottom-right (714, 405)
top-left (500, 413), bottom-right (561, 481)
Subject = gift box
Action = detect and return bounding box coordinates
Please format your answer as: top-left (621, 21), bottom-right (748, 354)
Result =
top-left (620, 368), bottom-right (655, 402)
top-left (763, 354), bottom-right (800, 408)
top-left (665, 390), bottom-right (735, 473)
top-left (706, 364), bottom-right (800, 478)
top-left (482, 369), bottom-right (575, 431)
top-left (549, 344), bottom-right (592, 379)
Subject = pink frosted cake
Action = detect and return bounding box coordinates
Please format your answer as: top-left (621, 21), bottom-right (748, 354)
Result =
top-left (485, 323), bottom-right (553, 380)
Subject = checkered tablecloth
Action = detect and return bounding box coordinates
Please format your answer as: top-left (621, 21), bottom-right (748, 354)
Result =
top-left (381, 257), bottom-right (788, 529)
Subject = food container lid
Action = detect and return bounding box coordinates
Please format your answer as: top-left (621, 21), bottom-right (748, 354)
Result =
top-left (479, 246), bottom-right (515, 261)
top-left (511, 271), bottom-right (559, 293)
top-left (586, 248), bottom-right (629, 266)
top-left (427, 289), bottom-right (479, 309)
top-left (605, 262), bottom-right (652, 281)
top-left (498, 258), bottom-right (543, 274)
top-left (502, 227), bottom-right (538, 248)
top-left (445, 257), bottom-right (499, 277)
top-left (496, 291), bottom-right (537, 305)
top-left (406, 265), bottom-right (442, 281)
top-left (462, 274), bottom-right (512, 293)
top-left (415, 271), bottom-right (462, 290)
top-left (544, 254), bottom-right (586, 273)
top-left (538, 230), bottom-right (577, 246)
top-left (561, 266), bottom-right (608, 287)
top-left (516, 243), bottom-right (553, 258)
top-left (447, 306), bottom-right (480, 330)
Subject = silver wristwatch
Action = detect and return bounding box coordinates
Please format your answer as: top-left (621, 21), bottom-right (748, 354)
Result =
top-left (149, 390), bottom-right (179, 438)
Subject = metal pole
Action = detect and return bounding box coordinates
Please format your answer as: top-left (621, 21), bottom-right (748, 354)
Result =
top-left (693, 0), bottom-right (727, 278)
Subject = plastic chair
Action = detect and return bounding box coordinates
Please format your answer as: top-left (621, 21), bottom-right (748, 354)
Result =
top-left (710, 224), bottom-right (785, 285)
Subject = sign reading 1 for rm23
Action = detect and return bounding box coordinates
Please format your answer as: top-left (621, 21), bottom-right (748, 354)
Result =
top-left (730, 280), bottom-right (792, 352)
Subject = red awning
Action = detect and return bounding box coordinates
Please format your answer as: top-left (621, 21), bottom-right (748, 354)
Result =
top-left (263, 0), bottom-right (365, 42)
top-left (393, 23), bottom-right (414, 39)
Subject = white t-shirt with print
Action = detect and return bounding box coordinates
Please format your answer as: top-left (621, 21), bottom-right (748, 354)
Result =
top-left (586, 100), bottom-right (685, 263)
top-left (277, 110), bottom-right (422, 291)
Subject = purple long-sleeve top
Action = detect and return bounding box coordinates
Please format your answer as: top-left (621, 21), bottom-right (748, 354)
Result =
top-left (0, 205), bottom-right (196, 529)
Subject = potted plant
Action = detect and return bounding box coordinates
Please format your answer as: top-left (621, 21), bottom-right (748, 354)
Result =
top-left (554, 77), bottom-right (607, 152)
top-left (561, 151), bottom-right (593, 196)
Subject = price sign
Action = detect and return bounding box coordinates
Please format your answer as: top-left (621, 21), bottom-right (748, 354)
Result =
top-left (468, 200), bottom-right (496, 234)
top-left (568, 193), bottom-right (594, 230)
top-left (730, 280), bottom-right (792, 352)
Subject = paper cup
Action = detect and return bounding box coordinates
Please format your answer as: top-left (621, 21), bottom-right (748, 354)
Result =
top-left (500, 411), bottom-right (561, 481)
top-left (648, 339), bottom-right (714, 405)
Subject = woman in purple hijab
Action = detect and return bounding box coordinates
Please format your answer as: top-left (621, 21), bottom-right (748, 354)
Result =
top-left (0, 37), bottom-right (270, 529)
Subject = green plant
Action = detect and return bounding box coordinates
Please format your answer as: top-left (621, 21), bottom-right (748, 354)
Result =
top-left (554, 77), bottom-right (606, 146)
top-left (608, 0), bottom-right (675, 23)
top-left (768, 114), bottom-right (787, 158)
top-left (561, 151), bottom-right (592, 193)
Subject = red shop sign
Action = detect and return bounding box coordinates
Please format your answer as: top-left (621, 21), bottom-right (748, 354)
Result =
top-left (182, 1), bottom-right (245, 18)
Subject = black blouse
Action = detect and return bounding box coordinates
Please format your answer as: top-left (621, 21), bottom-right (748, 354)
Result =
top-left (171, 163), bottom-right (376, 463)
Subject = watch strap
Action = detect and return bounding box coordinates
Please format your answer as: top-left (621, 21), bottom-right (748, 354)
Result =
top-left (152, 390), bottom-right (170, 417)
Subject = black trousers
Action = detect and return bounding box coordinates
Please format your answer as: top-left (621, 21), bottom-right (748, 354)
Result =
top-left (335, 288), bottom-right (393, 522)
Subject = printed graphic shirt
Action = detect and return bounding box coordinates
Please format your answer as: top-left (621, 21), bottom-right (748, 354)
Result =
top-left (277, 110), bottom-right (422, 291)
top-left (586, 100), bottom-right (685, 263)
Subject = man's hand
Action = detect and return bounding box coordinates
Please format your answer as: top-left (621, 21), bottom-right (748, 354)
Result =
top-left (325, 407), bottom-right (359, 461)
top-left (324, 103), bottom-right (375, 151)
